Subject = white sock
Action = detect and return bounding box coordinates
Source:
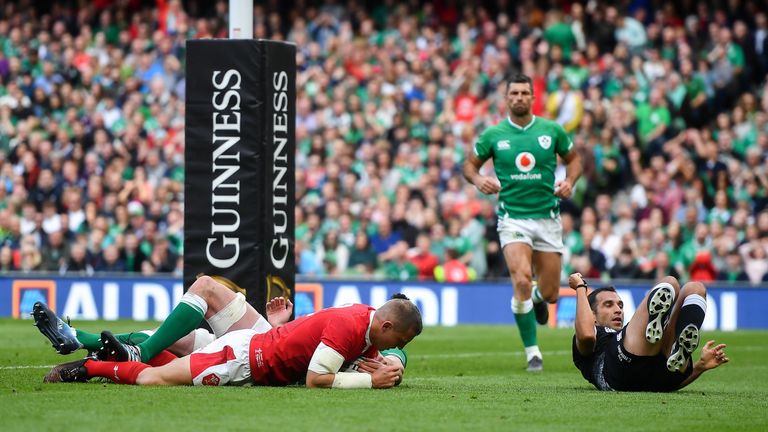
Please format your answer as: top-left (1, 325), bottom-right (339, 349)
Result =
top-left (525, 345), bottom-right (542, 362)
top-left (682, 294), bottom-right (706, 312)
top-left (531, 283), bottom-right (544, 304)
top-left (180, 292), bottom-right (208, 315)
top-left (511, 297), bottom-right (533, 314)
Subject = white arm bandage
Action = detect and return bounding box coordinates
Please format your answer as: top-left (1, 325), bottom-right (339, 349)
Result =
top-left (332, 372), bottom-right (373, 389)
top-left (307, 342), bottom-right (345, 374)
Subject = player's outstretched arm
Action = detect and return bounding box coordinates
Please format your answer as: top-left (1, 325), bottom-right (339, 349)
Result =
top-left (570, 273), bottom-right (596, 355)
top-left (266, 296), bottom-right (294, 328)
top-left (305, 343), bottom-right (402, 389)
top-left (677, 340), bottom-right (729, 390)
top-left (306, 365), bottom-right (402, 389)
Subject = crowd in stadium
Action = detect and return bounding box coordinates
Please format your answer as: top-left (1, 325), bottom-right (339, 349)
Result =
top-left (0, 0), bottom-right (766, 285)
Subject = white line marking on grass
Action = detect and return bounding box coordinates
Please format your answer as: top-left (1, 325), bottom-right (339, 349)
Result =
top-left (418, 344), bottom-right (768, 360)
top-left (0, 365), bottom-right (53, 370)
top-left (418, 350), bottom-right (571, 359)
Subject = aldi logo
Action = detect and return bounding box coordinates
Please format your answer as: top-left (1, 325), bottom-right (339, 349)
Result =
top-left (12, 280), bottom-right (56, 319)
top-left (538, 135), bottom-right (551, 150)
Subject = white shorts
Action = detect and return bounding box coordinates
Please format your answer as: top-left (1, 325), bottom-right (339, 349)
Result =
top-left (497, 216), bottom-right (564, 253)
top-left (190, 329), bottom-right (256, 386)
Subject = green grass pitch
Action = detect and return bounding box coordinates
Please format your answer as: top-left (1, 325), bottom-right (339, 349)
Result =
top-left (1, 318), bottom-right (767, 431)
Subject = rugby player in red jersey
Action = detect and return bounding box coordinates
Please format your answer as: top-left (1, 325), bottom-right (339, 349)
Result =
top-left (44, 276), bottom-right (422, 389)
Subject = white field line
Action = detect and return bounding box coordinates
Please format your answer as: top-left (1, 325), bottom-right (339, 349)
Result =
top-left (0, 364), bottom-right (54, 370)
top-left (418, 350), bottom-right (571, 359)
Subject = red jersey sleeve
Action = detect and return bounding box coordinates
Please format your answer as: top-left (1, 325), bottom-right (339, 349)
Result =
top-left (320, 315), bottom-right (366, 360)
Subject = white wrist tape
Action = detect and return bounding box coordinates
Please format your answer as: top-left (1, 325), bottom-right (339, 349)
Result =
top-left (332, 372), bottom-right (373, 389)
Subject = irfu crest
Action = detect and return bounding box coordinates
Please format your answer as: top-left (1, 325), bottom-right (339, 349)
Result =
top-left (538, 135), bottom-right (551, 149)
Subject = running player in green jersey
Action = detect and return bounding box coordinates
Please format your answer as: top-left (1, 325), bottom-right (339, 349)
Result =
top-left (463, 73), bottom-right (582, 371)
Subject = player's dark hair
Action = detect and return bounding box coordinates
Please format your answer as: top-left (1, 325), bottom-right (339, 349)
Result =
top-left (391, 293), bottom-right (409, 300)
top-left (379, 295), bottom-right (423, 335)
top-left (587, 286), bottom-right (617, 313)
top-left (507, 73), bottom-right (533, 93)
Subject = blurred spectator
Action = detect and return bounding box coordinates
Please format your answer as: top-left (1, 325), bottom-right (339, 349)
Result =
top-left (0, 1), bottom-right (763, 286)
top-left (380, 240), bottom-right (417, 281)
top-left (40, 229), bottom-right (68, 272)
top-left (63, 242), bottom-right (93, 275)
top-left (408, 233), bottom-right (439, 281)
top-left (122, 231), bottom-right (147, 273)
top-left (369, 218), bottom-right (401, 255)
top-left (296, 238), bottom-right (323, 276)
top-left (689, 251), bottom-right (718, 282)
top-left (346, 231), bottom-right (377, 275)
top-left (741, 241), bottom-right (768, 284)
top-left (0, 245), bottom-right (15, 272)
top-left (19, 236), bottom-right (41, 272)
top-left (637, 250), bottom-right (681, 281)
top-left (609, 247), bottom-right (641, 280)
top-left (546, 78), bottom-right (584, 133)
top-left (717, 250), bottom-right (750, 282)
top-left (434, 248), bottom-right (476, 283)
top-left (317, 230), bottom-right (350, 276)
top-left (636, 86), bottom-right (671, 156)
top-left (96, 244), bottom-right (126, 273)
top-left (580, 224), bottom-right (607, 277)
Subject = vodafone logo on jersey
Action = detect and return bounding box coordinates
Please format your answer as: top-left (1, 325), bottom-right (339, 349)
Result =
top-left (515, 152), bottom-right (536, 172)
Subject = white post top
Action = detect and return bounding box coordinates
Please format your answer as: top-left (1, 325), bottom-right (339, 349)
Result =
top-left (229, 0), bottom-right (253, 39)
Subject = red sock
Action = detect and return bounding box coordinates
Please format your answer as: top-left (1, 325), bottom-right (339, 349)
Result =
top-left (147, 350), bottom-right (178, 367)
top-left (84, 359), bottom-right (151, 385)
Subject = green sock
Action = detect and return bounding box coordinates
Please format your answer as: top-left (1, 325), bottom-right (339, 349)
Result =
top-left (75, 329), bottom-right (102, 351)
top-left (514, 309), bottom-right (538, 347)
top-left (75, 330), bottom-right (152, 351)
top-left (117, 332), bottom-right (150, 345)
top-left (136, 301), bottom-right (205, 362)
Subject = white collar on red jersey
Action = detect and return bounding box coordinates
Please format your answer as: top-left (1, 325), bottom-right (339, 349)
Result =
top-left (364, 310), bottom-right (374, 351)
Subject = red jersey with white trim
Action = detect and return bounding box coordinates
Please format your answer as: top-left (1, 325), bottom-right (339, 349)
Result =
top-left (248, 304), bottom-right (379, 386)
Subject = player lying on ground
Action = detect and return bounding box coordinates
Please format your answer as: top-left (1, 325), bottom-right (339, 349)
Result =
top-left (570, 272), bottom-right (729, 391)
top-left (34, 291), bottom-right (407, 375)
top-left (33, 296), bottom-right (293, 360)
top-left (43, 276), bottom-right (420, 388)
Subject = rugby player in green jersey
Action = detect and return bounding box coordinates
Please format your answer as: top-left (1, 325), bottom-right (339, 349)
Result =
top-left (463, 73), bottom-right (582, 371)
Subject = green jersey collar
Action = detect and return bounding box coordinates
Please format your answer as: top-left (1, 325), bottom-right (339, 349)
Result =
top-left (507, 115), bottom-right (536, 131)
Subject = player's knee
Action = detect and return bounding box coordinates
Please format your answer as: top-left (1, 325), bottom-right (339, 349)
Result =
top-left (681, 281), bottom-right (707, 298)
top-left (511, 270), bottom-right (533, 288)
top-left (189, 275), bottom-right (219, 299)
top-left (513, 278), bottom-right (533, 296)
top-left (135, 369), bottom-right (162, 385)
top-left (542, 291), bottom-right (559, 303)
top-left (659, 276), bottom-right (681, 293)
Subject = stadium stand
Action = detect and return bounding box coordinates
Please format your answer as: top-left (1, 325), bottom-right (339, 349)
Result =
top-left (0, 0), bottom-right (766, 284)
